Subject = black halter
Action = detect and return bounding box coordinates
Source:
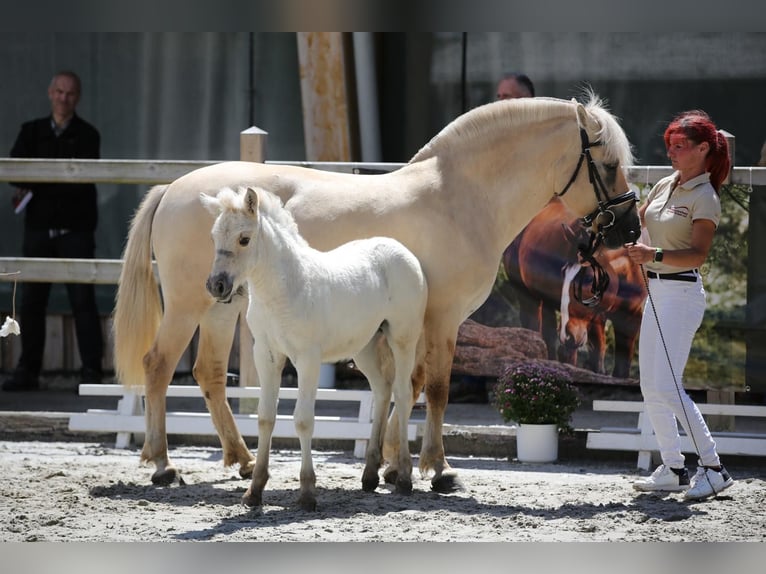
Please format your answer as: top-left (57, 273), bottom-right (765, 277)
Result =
top-left (557, 128), bottom-right (637, 306)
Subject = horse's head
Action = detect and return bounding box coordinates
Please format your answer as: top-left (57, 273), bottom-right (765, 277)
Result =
top-left (200, 186), bottom-right (261, 303)
top-left (555, 95), bottom-right (640, 250)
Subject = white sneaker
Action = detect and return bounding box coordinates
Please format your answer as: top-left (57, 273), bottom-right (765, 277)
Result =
top-left (633, 464), bottom-right (690, 492)
top-left (683, 465), bottom-right (734, 500)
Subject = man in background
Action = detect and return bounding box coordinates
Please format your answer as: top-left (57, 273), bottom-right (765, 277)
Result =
top-left (3, 70), bottom-right (103, 392)
top-left (496, 72), bottom-right (535, 100)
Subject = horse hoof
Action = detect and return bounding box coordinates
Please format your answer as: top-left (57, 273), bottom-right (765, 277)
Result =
top-left (362, 477), bottom-right (379, 492)
top-left (395, 478), bottom-right (413, 496)
top-left (431, 473), bottom-right (464, 494)
top-left (361, 468), bottom-right (380, 492)
top-left (383, 468), bottom-right (398, 485)
top-left (239, 461), bottom-right (255, 480)
top-left (151, 468), bottom-right (178, 486)
top-left (242, 490), bottom-right (262, 508)
top-left (298, 495), bottom-right (317, 512)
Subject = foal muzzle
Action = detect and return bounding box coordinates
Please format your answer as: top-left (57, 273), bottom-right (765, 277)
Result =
top-left (206, 272), bottom-right (234, 302)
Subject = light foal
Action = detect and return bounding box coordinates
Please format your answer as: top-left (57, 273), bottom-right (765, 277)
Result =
top-left (202, 186), bottom-right (427, 510)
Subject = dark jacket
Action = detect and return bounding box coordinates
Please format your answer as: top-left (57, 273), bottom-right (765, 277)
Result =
top-left (10, 114), bottom-right (100, 231)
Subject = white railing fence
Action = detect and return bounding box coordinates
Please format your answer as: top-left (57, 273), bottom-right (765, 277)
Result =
top-left (1, 128), bottom-right (765, 378)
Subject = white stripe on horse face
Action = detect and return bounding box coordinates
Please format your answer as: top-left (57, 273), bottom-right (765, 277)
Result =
top-left (559, 263), bottom-right (582, 343)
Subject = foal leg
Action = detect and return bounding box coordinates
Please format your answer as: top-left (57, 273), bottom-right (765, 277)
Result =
top-left (387, 338), bottom-right (419, 495)
top-left (243, 343), bottom-right (285, 508)
top-left (353, 337), bottom-right (393, 492)
top-left (293, 356), bottom-right (321, 511)
top-left (196, 302), bottom-right (256, 478)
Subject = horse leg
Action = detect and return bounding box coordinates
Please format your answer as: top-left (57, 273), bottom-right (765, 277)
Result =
top-left (540, 304), bottom-right (559, 360)
top-left (141, 311), bottom-right (200, 485)
top-left (292, 356), bottom-right (320, 511)
top-left (195, 301), bottom-right (256, 479)
top-left (414, 321), bottom-right (463, 493)
top-left (243, 343), bottom-right (285, 508)
top-left (611, 314), bottom-right (641, 379)
top-left (353, 336), bottom-right (392, 492)
top-left (585, 319), bottom-right (607, 374)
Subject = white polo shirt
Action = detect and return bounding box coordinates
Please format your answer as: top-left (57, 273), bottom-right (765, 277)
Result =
top-left (643, 171), bottom-right (720, 274)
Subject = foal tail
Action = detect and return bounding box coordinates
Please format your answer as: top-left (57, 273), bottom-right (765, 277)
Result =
top-left (112, 185), bottom-right (168, 388)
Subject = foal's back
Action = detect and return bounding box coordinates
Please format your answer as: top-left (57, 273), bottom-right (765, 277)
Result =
top-left (252, 233), bottom-right (428, 364)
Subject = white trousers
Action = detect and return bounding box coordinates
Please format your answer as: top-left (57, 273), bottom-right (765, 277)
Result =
top-left (638, 274), bottom-right (720, 468)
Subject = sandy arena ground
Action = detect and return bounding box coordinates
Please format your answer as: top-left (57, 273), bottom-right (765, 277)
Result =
top-left (1, 439), bottom-right (764, 543)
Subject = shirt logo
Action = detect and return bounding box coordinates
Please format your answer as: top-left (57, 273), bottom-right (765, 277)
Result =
top-left (667, 205), bottom-right (689, 218)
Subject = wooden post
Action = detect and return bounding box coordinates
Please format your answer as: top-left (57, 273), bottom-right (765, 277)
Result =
top-left (708, 129), bottom-right (736, 429)
top-left (294, 32), bottom-right (355, 389)
top-left (240, 126), bottom-right (268, 163)
top-left (720, 129), bottom-right (735, 185)
top-left (296, 32), bottom-right (353, 162)
top-left (706, 390), bottom-right (736, 432)
top-left (237, 126), bottom-right (268, 412)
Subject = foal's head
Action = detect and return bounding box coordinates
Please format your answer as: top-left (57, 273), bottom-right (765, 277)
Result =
top-left (200, 186), bottom-right (262, 302)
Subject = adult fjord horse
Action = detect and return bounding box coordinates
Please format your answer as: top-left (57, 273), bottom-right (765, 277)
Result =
top-left (113, 93), bottom-right (640, 492)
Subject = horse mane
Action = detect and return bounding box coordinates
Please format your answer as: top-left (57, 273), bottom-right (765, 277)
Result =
top-left (218, 186), bottom-right (306, 246)
top-left (409, 90), bottom-right (633, 167)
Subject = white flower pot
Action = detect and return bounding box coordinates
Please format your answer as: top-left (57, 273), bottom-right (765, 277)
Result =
top-left (516, 423), bottom-right (559, 462)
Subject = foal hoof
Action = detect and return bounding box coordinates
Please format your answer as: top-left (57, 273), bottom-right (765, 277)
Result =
top-left (431, 472), bottom-right (464, 494)
top-left (151, 467), bottom-right (178, 486)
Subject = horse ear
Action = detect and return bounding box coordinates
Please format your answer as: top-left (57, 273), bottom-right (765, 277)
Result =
top-left (575, 102), bottom-right (589, 129)
top-left (244, 187), bottom-right (259, 216)
top-left (199, 192), bottom-right (221, 216)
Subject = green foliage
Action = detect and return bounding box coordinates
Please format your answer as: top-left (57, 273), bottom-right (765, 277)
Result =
top-left (684, 183), bottom-right (750, 389)
top-left (492, 363), bottom-right (581, 433)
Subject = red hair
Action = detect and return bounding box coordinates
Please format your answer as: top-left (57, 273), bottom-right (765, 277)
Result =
top-left (663, 110), bottom-right (731, 193)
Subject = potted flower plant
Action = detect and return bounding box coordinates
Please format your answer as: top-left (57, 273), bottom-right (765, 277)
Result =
top-left (492, 362), bottom-right (581, 462)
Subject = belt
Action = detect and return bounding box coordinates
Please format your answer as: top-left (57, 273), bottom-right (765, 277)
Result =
top-left (647, 269), bottom-right (698, 282)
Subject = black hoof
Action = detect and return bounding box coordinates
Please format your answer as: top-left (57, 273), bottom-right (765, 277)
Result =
top-left (298, 495), bottom-right (317, 512)
top-left (383, 468), bottom-right (398, 485)
top-left (395, 478), bottom-right (413, 495)
top-left (151, 468), bottom-right (178, 486)
top-left (431, 473), bottom-right (465, 493)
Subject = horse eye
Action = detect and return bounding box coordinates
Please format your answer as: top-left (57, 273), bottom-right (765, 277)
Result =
top-left (239, 236), bottom-right (250, 247)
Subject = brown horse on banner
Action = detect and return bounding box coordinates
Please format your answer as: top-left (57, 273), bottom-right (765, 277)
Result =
top-left (503, 197), bottom-right (646, 378)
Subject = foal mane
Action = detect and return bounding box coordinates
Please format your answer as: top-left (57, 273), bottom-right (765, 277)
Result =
top-left (218, 186), bottom-right (305, 246)
top-left (409, 91), bottom-right (633, 167)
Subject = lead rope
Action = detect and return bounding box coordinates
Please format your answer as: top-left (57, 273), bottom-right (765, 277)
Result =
top-left (637, 249), bottom-right (719, 499)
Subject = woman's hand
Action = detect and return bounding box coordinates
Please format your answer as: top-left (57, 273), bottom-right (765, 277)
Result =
top-left (625, 242), bottom-right (655, 265)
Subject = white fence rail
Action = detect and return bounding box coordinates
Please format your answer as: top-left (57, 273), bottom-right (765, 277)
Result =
top-left (1, 153), bottom-right (765, 369)
top-left (1, 138), bottom-right (763, 451)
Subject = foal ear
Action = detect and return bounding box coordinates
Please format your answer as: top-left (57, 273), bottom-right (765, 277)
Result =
top-left (199, 192), bottom-right (221, 216)
top-left (244, 187), bottom-right (260, 216)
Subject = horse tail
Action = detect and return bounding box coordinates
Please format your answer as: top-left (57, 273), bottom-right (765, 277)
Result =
top-left (113, 184), bottom-right (167, 388)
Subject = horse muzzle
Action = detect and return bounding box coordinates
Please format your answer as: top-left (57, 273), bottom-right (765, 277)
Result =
top-left (206, 272), bottom-right (234, 302)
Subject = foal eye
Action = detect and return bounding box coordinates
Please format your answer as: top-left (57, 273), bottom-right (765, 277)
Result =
top-left (239, 236), bottom-right (250, 247)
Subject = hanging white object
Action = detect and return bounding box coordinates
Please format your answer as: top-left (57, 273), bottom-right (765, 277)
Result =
top-left (0, 316), bottom-right (20, 337)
